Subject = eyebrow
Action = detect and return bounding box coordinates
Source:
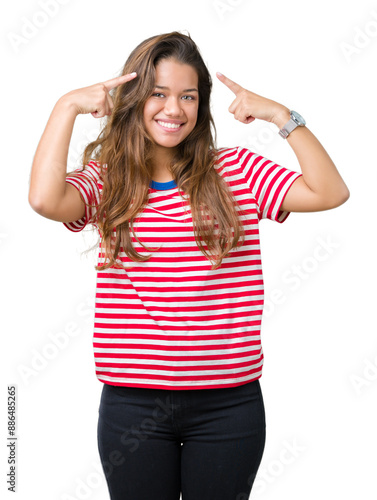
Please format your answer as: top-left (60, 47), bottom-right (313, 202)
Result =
top-left (154, 85), bottom-right (198, 92)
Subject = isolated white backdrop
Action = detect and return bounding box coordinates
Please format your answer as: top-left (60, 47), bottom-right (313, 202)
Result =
top-left (2, 0), bottom-right (377, 499)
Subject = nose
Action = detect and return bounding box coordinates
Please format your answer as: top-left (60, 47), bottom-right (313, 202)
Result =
top-left (163, 96), bottom-right (183, 117)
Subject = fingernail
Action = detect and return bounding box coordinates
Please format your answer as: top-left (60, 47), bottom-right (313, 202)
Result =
top-left (130, 72), bottom-right (137, 76)
top-left (216, 72), bottom-right (223, 77)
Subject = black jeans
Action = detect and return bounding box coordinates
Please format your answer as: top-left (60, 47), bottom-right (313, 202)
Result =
top-left (97, 379), bottom-right (266, 500)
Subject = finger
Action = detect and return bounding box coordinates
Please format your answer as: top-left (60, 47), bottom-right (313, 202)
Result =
top-left (233, 108), bottom-right (255, 124)
top-left (245, 116), bottom-right (255, 124)
top-left (234, 112), bottom-right (250, 124)
top-left (216, 72), bottom-right (244, 95)
top-left (92, 97), bottom-right (111, 118)
top-left (103, 72), bottom-right (137, 91)
top-left (92, 87), bottom-right (115, 118)
top-left (228, 96), bottom-right (240, 114)
top-left (91, 107), bottom-right (106, 119)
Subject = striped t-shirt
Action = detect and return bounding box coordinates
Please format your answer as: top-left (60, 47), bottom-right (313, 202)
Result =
top-left (63, 146), bottom-right (302, 390)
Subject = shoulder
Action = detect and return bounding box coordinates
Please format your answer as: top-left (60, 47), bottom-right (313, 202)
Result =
top-left (213, 146), bottom-right (238, 168)
top-left (87, 160), bottom-right (106, 175)
top-left (214, 146), bottom-right (260, 163)
top-left (215, 146), bottom-right (239, 159)
top-left (214, 146), bottom-right (256, 171)
top-left (79, 160), bottom-right (105, 184)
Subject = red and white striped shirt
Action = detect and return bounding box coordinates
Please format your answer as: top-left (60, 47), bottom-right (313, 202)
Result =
top-left (63, 146), bottom-right (302, 390)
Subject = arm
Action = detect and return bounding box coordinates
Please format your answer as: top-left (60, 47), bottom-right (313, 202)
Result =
top-left (28, 97), bottom-right (86, 222)
top-left (216, 72), bottom-right (350, 213)
top-left (28, 72), bottom-right (138, 223)
top-left (272, 107), bottom-right (350, 212)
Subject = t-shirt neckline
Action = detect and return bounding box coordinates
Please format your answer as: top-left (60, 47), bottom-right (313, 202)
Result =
top-left (149, 179), bottom-right (177, 190)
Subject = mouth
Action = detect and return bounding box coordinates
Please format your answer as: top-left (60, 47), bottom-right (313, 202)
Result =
top-left (155, 119), bottom-right (185, 132)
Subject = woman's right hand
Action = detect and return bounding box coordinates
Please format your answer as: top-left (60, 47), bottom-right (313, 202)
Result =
top-left (61, 72), bottom-right (138, 118)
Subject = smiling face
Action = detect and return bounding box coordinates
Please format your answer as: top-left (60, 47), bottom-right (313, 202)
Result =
top-left (143, 58), bottom-right (199, 159)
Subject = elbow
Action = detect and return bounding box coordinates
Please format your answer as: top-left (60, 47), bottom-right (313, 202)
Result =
top-left (28, 192), bottom-right (41, 213)
top-left (339, 186), bottom-right (351, 206)
top-left (28, 191), bottom-right (42, 213)
top-left (28, 192), bottom-right (50, 217)
top-left (327, 187), bottom-right (350, 209)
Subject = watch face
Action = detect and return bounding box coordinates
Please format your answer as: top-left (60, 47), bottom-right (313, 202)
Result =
top-left (291, 110), bottom-right (306, 126)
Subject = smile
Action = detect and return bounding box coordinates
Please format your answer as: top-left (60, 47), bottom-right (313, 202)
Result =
top-left (156, 120), bottom-right (185, 131)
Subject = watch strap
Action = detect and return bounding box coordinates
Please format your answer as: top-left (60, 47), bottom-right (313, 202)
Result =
top-left (278, 117), bottom-right (299, 139)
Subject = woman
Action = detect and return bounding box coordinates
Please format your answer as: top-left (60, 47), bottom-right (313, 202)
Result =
top-left (28, 31), bottom-right (350, 500)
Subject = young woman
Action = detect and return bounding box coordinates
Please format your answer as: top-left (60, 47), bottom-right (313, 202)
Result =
top-left (29, 31), bottom-right (350, 500)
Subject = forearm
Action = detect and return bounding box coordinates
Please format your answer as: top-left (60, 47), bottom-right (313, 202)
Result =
top-left (28, 96), bottom-right (79, 212)
top-left (272, 107), bottom-right (350, 201)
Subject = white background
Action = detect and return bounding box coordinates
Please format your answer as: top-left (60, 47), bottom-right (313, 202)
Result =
top-left (2, 0), bottom-right (377, 499)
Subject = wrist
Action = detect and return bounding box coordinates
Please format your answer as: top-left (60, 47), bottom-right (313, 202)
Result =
top-left (272, 106), bottom-right (291, 130)
top-left (56, 94), bottom-right (79, 117)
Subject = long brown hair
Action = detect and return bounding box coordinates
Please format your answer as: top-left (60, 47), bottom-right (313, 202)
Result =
top-left (69, 31), bottom-right (245, 270)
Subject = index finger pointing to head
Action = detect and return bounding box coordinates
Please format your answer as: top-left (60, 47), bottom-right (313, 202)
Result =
top-left (216, 72), bottom-right (243, 95)
top-left (103, 72), bottom-right (138, 91)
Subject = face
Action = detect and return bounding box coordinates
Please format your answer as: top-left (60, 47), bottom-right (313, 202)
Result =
top-left (143, 58), bottom-right (199, 154)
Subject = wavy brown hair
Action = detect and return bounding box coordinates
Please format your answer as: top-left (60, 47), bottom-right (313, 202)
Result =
top-left (68, 31), bottom-right (245, 270)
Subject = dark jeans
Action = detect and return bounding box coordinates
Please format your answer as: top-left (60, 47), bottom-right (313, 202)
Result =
top-left (97, 379), bottom-right (266, 500)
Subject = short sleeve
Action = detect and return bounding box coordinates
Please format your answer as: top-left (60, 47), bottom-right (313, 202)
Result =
top-left (236, 147), bottom-right (303, 223)
top-left (63, 161), bottom-right (102, 232)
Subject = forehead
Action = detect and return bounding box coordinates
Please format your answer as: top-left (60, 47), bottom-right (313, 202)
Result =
top-left (154, 59), bottom-right (198, 87)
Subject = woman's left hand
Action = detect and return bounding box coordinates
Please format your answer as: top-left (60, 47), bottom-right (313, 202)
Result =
top-left (216, 72), bottom-right (288, 126)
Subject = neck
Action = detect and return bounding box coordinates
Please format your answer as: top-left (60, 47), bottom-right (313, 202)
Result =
top-left (150, 144), bottom-right (177, 181)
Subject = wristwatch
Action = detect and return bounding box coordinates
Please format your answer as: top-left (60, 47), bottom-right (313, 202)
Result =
top-left (278, 110), bottom-right (306, 139)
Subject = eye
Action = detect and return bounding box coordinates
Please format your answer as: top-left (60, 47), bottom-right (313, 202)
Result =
top-left (152, 92), bottom-right (165, 98)
top-left (182, 95), bottom-right (195, 101)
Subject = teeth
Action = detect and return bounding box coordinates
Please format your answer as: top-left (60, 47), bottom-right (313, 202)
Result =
top-left (157, 120), bottom-right (182, 129)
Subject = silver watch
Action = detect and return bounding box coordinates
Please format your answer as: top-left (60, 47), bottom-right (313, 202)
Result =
top-left (278, 110), bottom-right (306, 139)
